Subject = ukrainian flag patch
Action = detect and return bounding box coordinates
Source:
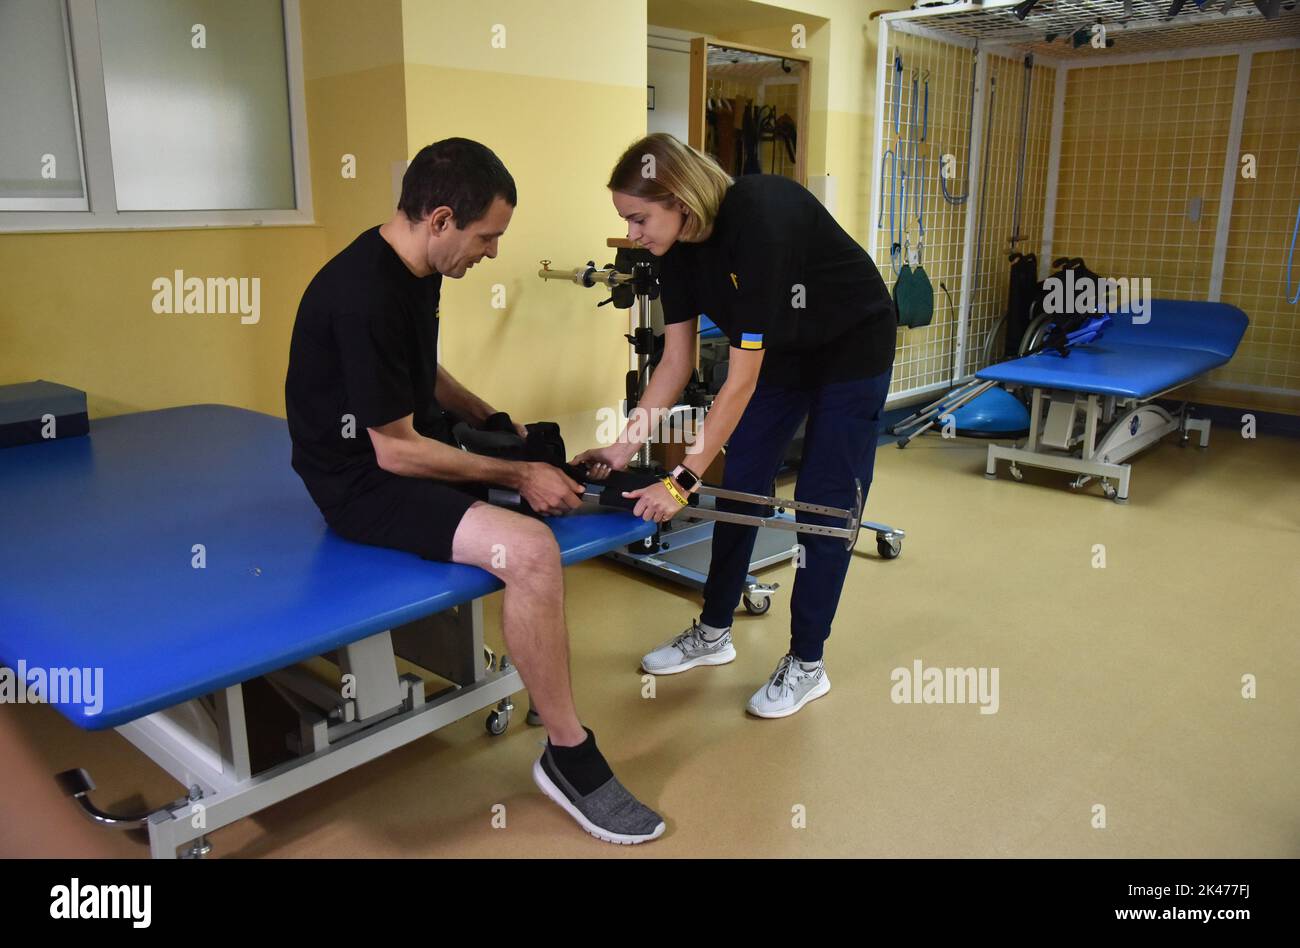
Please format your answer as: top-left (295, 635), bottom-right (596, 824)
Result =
top-left (740, 332), bottom-right (764, 350)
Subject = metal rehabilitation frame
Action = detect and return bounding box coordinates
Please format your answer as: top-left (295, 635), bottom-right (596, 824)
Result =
top-left (538, 258), bottom-right (907, 614)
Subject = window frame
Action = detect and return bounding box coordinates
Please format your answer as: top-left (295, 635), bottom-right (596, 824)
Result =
top-left (0, 0), bottom-right (314, 232)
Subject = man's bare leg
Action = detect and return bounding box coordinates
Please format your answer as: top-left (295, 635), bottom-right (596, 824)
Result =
top-left (450, 501), bottom-right (583, 745)
top-left (449, 500), bottom-right (665, 843)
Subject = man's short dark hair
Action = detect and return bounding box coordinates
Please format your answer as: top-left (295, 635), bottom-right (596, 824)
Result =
top-left (398, 138), bottom-right (517, 227)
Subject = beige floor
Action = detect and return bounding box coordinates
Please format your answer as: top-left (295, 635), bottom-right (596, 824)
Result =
top-left (10, 428), bottom-right (1300, 858)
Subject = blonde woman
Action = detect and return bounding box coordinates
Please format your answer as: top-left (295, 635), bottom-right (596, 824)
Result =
top-left (575, 133), bottom-right (896, 718)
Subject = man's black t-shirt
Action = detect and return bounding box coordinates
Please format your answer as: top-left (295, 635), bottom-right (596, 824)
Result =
top-left (657, 174), bottom-right (896, 388)
top-left (285, 226), bottom-right (450, 514)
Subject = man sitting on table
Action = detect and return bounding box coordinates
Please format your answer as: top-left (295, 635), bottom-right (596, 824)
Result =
top-left (284, 138), bottom-right (664, 845)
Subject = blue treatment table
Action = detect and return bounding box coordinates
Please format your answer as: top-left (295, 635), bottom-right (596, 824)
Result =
top-left (976, 300), bottom-right (1248, 502)
top-left (0, 405), bottom-right (654, 857)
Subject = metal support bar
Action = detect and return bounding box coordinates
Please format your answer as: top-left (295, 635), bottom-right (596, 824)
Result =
top-left (212, 684), bottom-right (251, 784)
top-left (337, 630), bottom-right (402, 722)
top-left (697, 485), bottom-right (854, 519)
top-left (266, 664), bottom-right (354, 722)
top-left (142, 667), bottom-right (521, 858)
top-left (985, 384), bottom-right (1219, 502)
top-left (953, 47), bottom-right (991, 383)
top-left (1208, 52), bottom-right (1252, 302)
top-left (1040, 64), bottom-right (1069, 280)
top-left (390, 601), bottom-right (485, 687)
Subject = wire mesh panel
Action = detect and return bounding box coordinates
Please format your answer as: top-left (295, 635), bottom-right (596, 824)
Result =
top-left (1054, 55), bottom-right (1238, 300)
top-left (903, 0), bottom-right (1300, 60)
top-left (873, 30), bottom-right (1057, 399)
top-left (880, 1), bottom-right (1298, 402)
top-left (1220, 47), bottom-right (1300, 394)
top-left (874, 33), bottom-right (979, 400)
top-left (960, 51), bottom-right (1057, 377)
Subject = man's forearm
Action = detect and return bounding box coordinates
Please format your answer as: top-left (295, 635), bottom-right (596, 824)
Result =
top-left (436, 364), bottom-right (495, 425)
top-left (381, 430), bottom-right (524, 487)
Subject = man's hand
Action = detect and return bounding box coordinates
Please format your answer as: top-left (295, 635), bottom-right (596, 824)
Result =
top-left (518, 462), bottom-right (584, 516)
top-left (571, 443), bottom-right (638, 481)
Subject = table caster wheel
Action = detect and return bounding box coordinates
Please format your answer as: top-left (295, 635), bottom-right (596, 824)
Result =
top-left (742, 593), bottom-right (771, 615)
top-left (877, 535), bottom-right (902, 559)
top-left (486, 707), bottom-right (510, 736)
top-left (1101, 480), bottom-right (1117, 500)
top-left (1009, 462), bottom-right (1024, 482)
top-left (181, 837), bottom-right (213, 859)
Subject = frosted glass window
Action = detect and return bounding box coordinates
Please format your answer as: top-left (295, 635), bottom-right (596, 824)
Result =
top-left (0, 0), bottom-right (86, 203)
top-left (97, 0), bottom-right (296, 211)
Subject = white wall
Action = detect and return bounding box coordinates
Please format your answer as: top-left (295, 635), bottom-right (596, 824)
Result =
top-left (647, 26), bottom-right (698, 140)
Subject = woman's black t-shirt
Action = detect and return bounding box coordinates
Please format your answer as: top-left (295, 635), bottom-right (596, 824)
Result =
top-left (656, 174), bottom-right (896, 388)
top-left (285, 226), bottom-right (447, 514)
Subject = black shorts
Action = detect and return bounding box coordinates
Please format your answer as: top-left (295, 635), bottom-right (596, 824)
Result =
top-left (325, 475), bottom-right (485, 563)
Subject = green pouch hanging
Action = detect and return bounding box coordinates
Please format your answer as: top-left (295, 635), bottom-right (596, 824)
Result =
top-left (908, 258), bottom-right (934, 329)
top-left (893, 259), bottom-right (914, 327)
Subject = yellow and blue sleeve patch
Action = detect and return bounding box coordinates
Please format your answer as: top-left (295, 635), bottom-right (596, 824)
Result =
top-left (740, 332), bottom-right (764, 350)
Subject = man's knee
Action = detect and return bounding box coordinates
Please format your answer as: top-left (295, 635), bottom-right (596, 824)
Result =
top-left (495, 519), bottom-right (561, 581)
top-left (453, 503), bottom-right (558, 575)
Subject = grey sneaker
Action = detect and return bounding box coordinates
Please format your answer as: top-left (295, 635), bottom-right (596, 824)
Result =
top-left (746, 653), bottom-right (830, 718)
top-left (533, 750), bottom-right (666, 845)
top-left (640, 619), bottom-right (737, 675)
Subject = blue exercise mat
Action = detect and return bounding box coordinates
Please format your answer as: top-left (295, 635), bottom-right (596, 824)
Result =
top-left (977, 300), bottom-right (1247, 399)
top-left (0, 405), bottom-right (654, 730)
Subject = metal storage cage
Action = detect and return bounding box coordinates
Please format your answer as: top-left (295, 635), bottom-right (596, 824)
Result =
top-left (872, 0), bottom-right (1300, 407)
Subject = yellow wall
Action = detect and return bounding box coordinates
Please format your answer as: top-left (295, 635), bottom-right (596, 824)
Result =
top-left (302, 0), bottom-right (408, 257)
top-left (0, 0), bottom-right (647, 423)
top-left (1055, 50), bottom-right (1300, 406)
top-left (0, 0), bottom-right (908, 424)
top-left (8, 0), bottom-right (1286, 423)
top-left (0, 228), bottom-right (325, 418)
top-left (398, 0), bottom-right (649, 423)
top-left (1055, 57), bottom-right (1237, 300)
top-left (0, 0), bottom-right (413, 420)
top-left (1220, 48), bottom-right (1300, 400)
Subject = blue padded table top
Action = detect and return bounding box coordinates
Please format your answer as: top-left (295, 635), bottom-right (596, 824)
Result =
top-left (976, 344), bottom-right (1228, 399)
top-left (0, 405), bottom-right (654, 730)
top-left (976, 300), bottom-right (1248, 399)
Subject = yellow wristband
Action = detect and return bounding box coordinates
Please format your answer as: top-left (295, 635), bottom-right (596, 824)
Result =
top-left (661, 476), bottom-right (689, 507)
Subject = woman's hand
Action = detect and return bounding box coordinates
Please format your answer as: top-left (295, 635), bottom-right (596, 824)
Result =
top-left (623, 479), bottom-right (686, 524)
top-left (571, 443), bottom-right (637, 481)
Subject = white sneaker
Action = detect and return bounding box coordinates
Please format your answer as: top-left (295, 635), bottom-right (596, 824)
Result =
top-left (640, 619), bottom-right (736, 675)
top-left (746, 654), bottom-right (830, 718)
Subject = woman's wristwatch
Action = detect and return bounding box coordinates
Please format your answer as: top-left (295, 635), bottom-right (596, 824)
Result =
top-left (670, 464), bottom-right (700, 494)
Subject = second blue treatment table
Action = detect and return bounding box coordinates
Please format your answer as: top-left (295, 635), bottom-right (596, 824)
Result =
top-left (0, 405), bottom-right (654, 857)
top-left (976, 300), bottom-right (1248, 502)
